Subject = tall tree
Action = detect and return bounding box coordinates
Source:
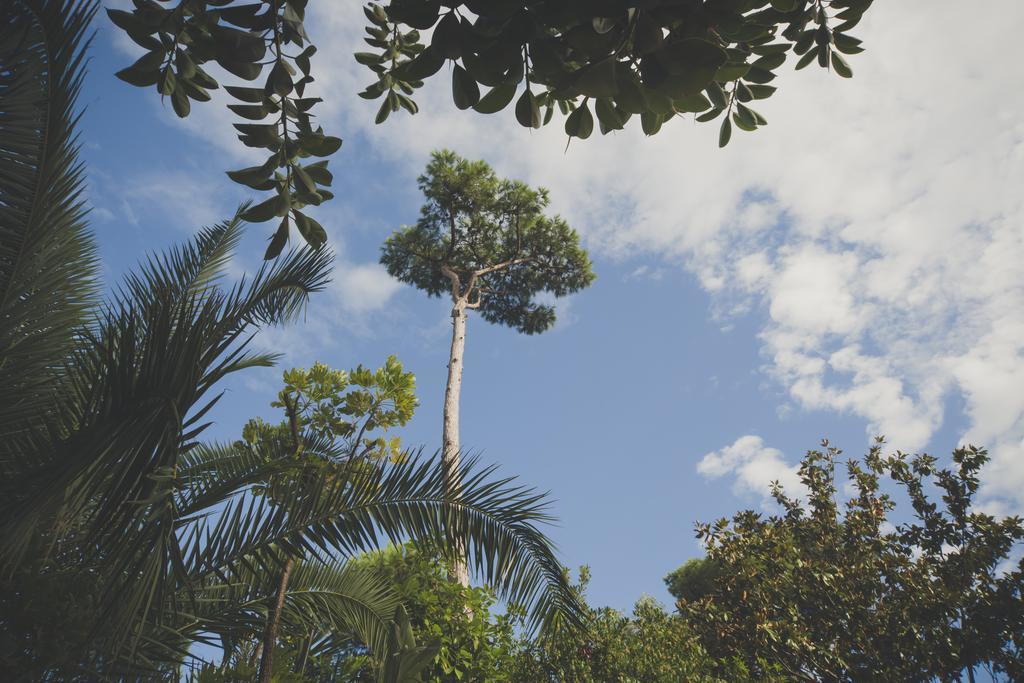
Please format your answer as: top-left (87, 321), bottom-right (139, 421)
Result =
top-left (0, 3), bottom-right (583, 675)
top-left (380, 150), bottom-right (594, 585)
top-left (107, 0), bottom-right (876, 254)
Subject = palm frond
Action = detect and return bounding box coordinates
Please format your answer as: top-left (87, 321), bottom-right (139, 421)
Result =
top-left (183, 452), bottom-right (584, 633)
top-left (0, 0), bottom-right (99, 427)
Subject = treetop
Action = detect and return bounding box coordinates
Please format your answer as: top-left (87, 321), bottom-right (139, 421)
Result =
top-left (380, 150), bottom-right (595, 334)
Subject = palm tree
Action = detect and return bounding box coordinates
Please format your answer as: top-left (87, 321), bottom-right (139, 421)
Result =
top-left (0, 0), bottom-right (582, 679)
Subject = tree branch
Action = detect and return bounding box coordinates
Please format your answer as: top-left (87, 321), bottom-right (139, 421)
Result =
top-left (473, 257), bottom-right (533, 278)
top-left (440, 264), bottom-right (462, 301)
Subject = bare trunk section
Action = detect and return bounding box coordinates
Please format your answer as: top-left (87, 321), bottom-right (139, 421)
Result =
top-left (257, 556), bottom-right (294, 683)
top-left (443, 299), bottom-right (470, 587)
top-left (257, 396), bottom-right (303, 683)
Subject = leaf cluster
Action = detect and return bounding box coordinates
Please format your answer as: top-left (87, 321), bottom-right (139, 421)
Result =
top-left (360, 0), bottom-right (871, 144)
top-left (110, 0), bottom-right (341, 258)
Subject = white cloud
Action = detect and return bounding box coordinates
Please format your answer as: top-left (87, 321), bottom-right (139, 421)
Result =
top-left (126, 0), bottom-right (1024, 512)
top-left (300, 0), bottom-right (1024, 511)
top-left (333, 262), bottom-right (403, 315)
top-left (697, 435), bottom-right (805, 507)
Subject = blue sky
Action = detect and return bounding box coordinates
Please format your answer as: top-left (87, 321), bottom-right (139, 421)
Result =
top-left (80, 1), bottom-right (1022, 611)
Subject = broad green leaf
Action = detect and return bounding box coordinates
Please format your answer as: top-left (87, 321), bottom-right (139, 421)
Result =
top-left (564, 101), bottom-right (594, 139)
top-left (718, 116), bottom-right (732, 147)
top-left (514, 89), bottom-right (540, 128)
top-left (473, 82), bottom-right (517, 114)
top-left (451, 64), bottom-right (480, 110)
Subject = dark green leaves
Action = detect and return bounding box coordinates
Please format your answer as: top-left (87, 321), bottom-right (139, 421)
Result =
top-left (108, 0), bottom-right (342, 258)
top-left (349, 0), bottom-right (872, 143)
top-left (564, 102), bottom-right (593, 140)
top-left (515, 89), bottom-right (540, 128)
top-left (452, 64), bottom-right (480, 110)
top-left (718, 117), bottom-right (732, 148)
top-left (474, 82), bottom-right (517, 114)
top-left (573, 59), bottom-right (618, 98)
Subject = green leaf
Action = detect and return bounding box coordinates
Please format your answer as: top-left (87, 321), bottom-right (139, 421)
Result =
top-left (654, 39), bottom-right (728, 96)
top-left (673, 92), bottom-right (711, 113)
top-left (305, 135), bottom-right (343, 157)
top-left (241, 195), bottom-right (283, 223)
top-left (175, 51), bottom-right (196, 80)
top-left (431, 12), bottom-right (463, 59)
top-left (514, 89), bottom-right (540, 128)
top-left (303, 160), bottom-right (333, 186)
top-left (695, 107), bottom-right (723, 123)
top-left (733, 103), bottom-right (758, 130)
top-left (218, 58), bottom-right (263, 81)
top-left (227, 163), bottom-right (276, 190)
top-left (640, 111), bottom-right (663, 136)
top-left (718, 116), bottom-right (732, 147)
top-left (831, 51), bottom-right (853, 78)
top-left (833, 33), bottom-right (865, 54)
top-left (770, 0), bottom-right (801, 11)
top-left (115, 49), bottom-right (165, 88)
top-left (706, 82), bottom-right (728, 109)
top-left (473, 82), bottom-right (517, 114)
top-left (293, 164), bottom-right (317, 193)
top-left (180, 79), bottom-right (211, 102)
top-left (386, 0), bottom-right (441, 30)
top-left (228, 103), bottom-right (269, 120)
top-left (614, 66), bottom-right (647, 114)
top-left (633, 13), bottom-right (664, 55)
top-left (294, 210), bottom-right (328, 248)
top-left (158, 67), bottom-right (176, 96)
top-left (564, 101), bottom-right (594, 139)
top-left (375, 97), bottom-right (392, 123)
top-left (795, 49), bottom-right (817, 70)
top-left (264, 220), bottom-right (290, 259)
top-left (747, 84), bottom-right (777, 99)
top-left (171, 87), bottom-right (190, 117)
top-left (267, 61), bottom-right (294, 97)
top-left (451, 64), bottom-right (480, 110)
top-left (573, 59), bottom-right (618, 98)
top-left (395, 46), bottom-right (446, 81)
top-left (715, 63), bottom-right (750, 82)
top-left (191, 66), bottom-right (219, 90)
top-left (595, 97), bottom-right (625, 133)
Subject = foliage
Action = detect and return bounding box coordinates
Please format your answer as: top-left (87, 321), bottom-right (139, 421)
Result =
top-left (0, 1), bottom-right (583, 675)
top-left (380, 150), bottom-right (594, 334)
top-left (663, 557), bottom-right (721, 606)
top-left (108, 0), bottom-right (339, 258)
top-left (686, 440), bottom-right (1024, 682)
top-left (242, 357), bottom-right (418, 467)
top-left (508, 567), bottom-right (738, 683)
top-left (108, 0), bottom-right (874, 254)
top-left (320, 543), bottom-right (520, 682)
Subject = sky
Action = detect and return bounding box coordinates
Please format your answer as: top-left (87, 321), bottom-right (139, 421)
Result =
top-left (81, 0), bottom-right (1024, 611)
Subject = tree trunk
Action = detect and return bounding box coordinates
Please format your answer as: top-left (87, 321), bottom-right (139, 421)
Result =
top-left (257, 556), bottom-right (294, 683)
top-left (443, 300), bottom-right (470, 587)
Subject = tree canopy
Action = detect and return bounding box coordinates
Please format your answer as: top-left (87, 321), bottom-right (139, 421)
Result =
top-left (380, 150), bottom-right (594, 334)
top-left (107, 0), bottom-right (876, 255)
top-left (683, 440), bottom-right (1024, 681)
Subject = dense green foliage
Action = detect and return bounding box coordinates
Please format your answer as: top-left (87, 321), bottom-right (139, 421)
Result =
top-left (0, 2), bottom-right (582, 677)
top-left (107, 0), bottom-right (875, 253)
top-left (10, 2), bottom-right (1024, 682)
top-left (683, 441), bottom-right (1024, 681)
top-left (381, 150), bottom-right (594, 334)
top-left (663, 557), bottom-right (720, 605)
top-left (508, 567), bottom-right (741, 683)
